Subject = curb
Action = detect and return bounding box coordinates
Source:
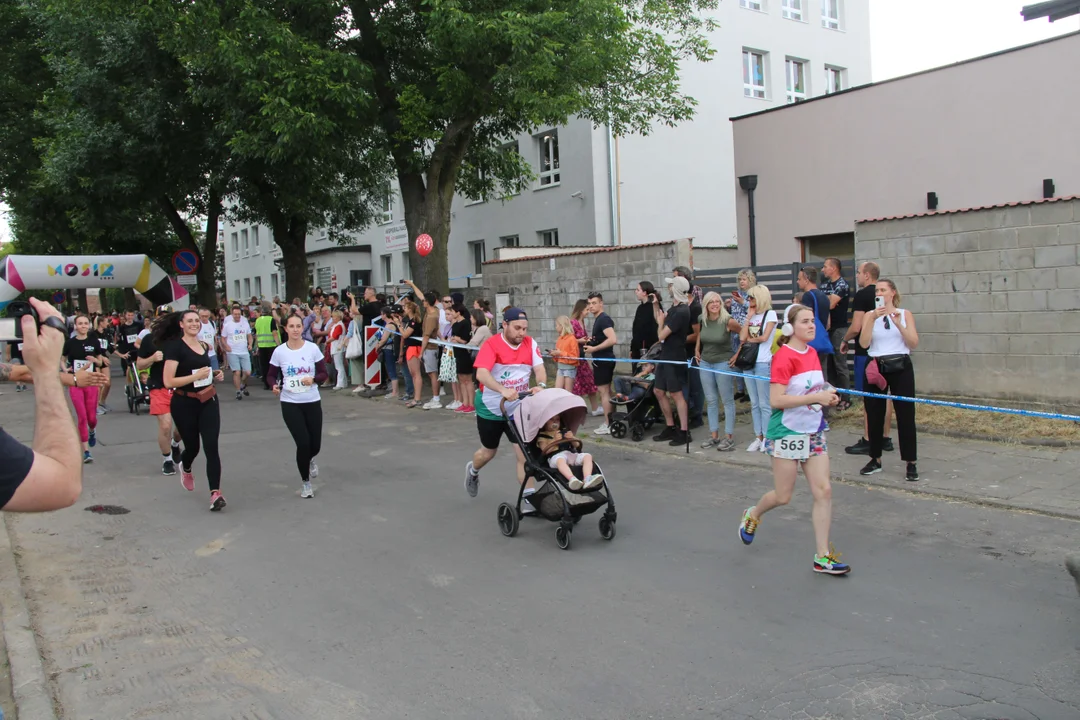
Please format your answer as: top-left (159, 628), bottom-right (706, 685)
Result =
top-left (0, 515), bottom-right (59, 720)
top-left (587, 435), bottom-right (1080, 523)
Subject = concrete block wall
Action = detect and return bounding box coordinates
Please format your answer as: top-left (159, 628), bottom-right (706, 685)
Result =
top-left (855, 197), bottom-right (1080, 410)
top-left (482, 239), bottom-right (693, 357)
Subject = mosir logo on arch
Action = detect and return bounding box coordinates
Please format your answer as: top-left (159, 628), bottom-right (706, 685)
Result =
top-left (46, 263), bottom-right (115, 278)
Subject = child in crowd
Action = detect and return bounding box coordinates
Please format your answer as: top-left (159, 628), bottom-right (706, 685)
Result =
top-left (537, 414), bottom-right (604, 491)
top-left (612, 362), bottom-right (656, 404)
top-left (550, 316), bottom-right (580, 391)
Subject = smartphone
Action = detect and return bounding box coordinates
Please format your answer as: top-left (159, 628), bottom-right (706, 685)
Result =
top-left (874, 296), bottom-right (885, 310)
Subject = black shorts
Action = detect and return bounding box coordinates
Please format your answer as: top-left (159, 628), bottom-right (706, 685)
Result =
top-left (477, 415), bottom-right (515, 450)
top-left (654, 362), bottom-right (687, 393)
top-left (592, 358), bottom-right (615, 386)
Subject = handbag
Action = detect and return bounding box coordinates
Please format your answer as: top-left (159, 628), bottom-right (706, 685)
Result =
top-left (345, 323), bottom-right (364, 360)
top-left (732, 338), bottom-right (758, 370)
top-left (875, 354), bottom-right (908, 374)
top-left (805, 292), bottom-right (835, 354)
top-left (439, 344), bottom-right (457, 382)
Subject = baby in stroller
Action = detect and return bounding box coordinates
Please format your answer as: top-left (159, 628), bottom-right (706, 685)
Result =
top-left (537, 415), bottom-right (604, 491)
top-left (613, 362), bottom-right (655, 404)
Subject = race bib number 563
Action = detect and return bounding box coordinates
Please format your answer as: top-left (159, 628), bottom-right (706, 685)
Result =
top-left (773, 434), bottom-right (810, 461)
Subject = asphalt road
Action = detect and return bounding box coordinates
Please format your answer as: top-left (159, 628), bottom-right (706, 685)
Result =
top-left (3, 384), bottom-right (1079, 719)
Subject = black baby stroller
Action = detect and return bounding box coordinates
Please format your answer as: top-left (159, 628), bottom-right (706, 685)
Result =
top-left (125, 363), bottom-right (151, 415)
top-left (609, 342), bottom-right (664, 442)
top-left (498, 388), bottom-right (617, 550)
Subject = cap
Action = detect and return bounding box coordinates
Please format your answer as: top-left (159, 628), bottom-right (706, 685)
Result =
top-left (390, 304), bottom-right (404, 315)
top-left (665, 276), bottom-right (691, 294)
top-left (504, 307), bottom-right (528, 323)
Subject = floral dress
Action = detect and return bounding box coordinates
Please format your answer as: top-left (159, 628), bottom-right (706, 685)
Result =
top-left (571, 317), bottom-right (596, 396)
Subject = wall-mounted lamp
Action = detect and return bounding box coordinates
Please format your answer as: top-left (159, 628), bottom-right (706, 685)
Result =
top-left (1043, 179), bottom-right (1055, 199)
top-left (570, 191), bottom-right (585, 201)
top-left (927, 191), bottom-right (938, 211)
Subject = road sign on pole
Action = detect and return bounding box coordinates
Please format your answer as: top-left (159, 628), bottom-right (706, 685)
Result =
top-left (172, 249), bottom-right (199, 275)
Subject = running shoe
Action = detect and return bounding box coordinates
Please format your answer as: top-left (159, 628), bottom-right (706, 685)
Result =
top-left (700, 437), bottom-right (719, 449)
top-left (242, 385), bottom-right (249, 397)
top-left (96, 406), bottom-right (106, 416)
top-left (446, 401), bottom-right (462, 410)
top-left (653, 425), bottom-right (675, 442)
top-left (101, 403), bottom-right (112, 412)
top-left (717, 437), bottom-right (736, 452)
top-left (813, 546), bottom-right (851, 575)
top-left (521, 487), bottom-right (537, 514)
top-left (301, 482), bottom-right (315, 499)
top-left (464, 461), bottom-right (479, 498)
top-left (309, 460), bottom-right (319, 479)
top-left (859, 459), bottom-right (882, 476)
top-left (583, 473), bottom-right (605, 491)
top-left (209, 490), bottom-right (227, 511)
top-left (171, 443), bottom-right (182, 464)
top-left (83, 450), bottom-right (93, 464)
top-left (162, 458), bottom-right (176, 476)
top-left (746, 438), bottom-right (762, 453)
top-left (594, 424), bottom-right (611, 436)
top-left (906, 462), bottom-right (919, 481)
top-left (180, 467), bottom-right (195, 492)
top-left (460, 405), bottom-right (475, 414)
top-left (88, 429), bottom-right (97, 448)
top-left (739, 506), bottom-right (758, 545)
top-left (235, 391), bottom-right (243, 401)
top-left (568, 477), bottom-right (584, 491)
top-left (590, 407), bottom-right (604, 417)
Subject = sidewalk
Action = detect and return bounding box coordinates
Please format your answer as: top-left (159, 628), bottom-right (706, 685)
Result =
top-left (357, 392), bottom-right (1080, 520)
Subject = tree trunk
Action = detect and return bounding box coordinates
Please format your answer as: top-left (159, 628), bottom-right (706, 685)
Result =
top-left (123, 287), bottom-right (137, 311)
top-left (196, 194), bottom-right (223, 308)
top-left (75, 288), bottom-right (88, 314)
top-left (272, 215), bottom-right (310, 303)
top-left (399, 172), bottom-right (452, 294)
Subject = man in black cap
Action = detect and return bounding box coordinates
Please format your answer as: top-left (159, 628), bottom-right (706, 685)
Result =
top-left (464, 308), bottom-right (547, 507)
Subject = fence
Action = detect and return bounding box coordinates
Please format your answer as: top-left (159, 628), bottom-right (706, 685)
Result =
top-left (693, 260), bottom-right (857, 308)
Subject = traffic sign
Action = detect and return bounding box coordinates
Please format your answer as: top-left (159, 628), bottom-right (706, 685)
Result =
top-left (52, 292), bottom-right (65, 304)
top-left (172, 249), bottom-right (199, 275)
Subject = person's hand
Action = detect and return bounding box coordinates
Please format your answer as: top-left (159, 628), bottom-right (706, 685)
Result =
top-left (529, 386), bottom-right (543, 395)
top-left (214, 370), bottom-right (225, 382)
top-left (195, 366), bottom-right (212, 380)
top-left (75, 368), bottom-right (108, 388)
top-left (816, 388), bottom-right (840, 407)
top-left (21, 298), bottom-right (66, 376)
top-left (839, 341), bottom-right (848, 355)
top-left (500, 387), bottom-right (519, 402)
top-left (727, 356), bottom-right (738, 368)
top-left (272, 384), bottom-right (281, 396)
top-left (153, 351), bottom-right (164, 363)
top-left (584, 346), bottom-right (594, 354)
top-left (301, 376), bottom-right (314, 386)
top-left (651, 294), bottom-right (659, 305)
top-left (695, 353), bottom-right (702, 364)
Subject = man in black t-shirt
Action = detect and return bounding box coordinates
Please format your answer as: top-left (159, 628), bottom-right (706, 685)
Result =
top-left (651, 276), bottom-right (692, 446)
top-left (116, 310), bottom-right (141, 379)
top-left (840, 261), bottom-right (893, 455)
top-left (674, 266), bottom-right (704, 429)
top-left (820, 257), bottom-right (851, 396)
top-left (584, 292), bottom-right (617, 433)
top-left (136, 335), bottom-right (183, 475)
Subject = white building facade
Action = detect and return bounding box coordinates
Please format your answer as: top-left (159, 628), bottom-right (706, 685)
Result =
top-left (223, 0), bottom-right (870, 299)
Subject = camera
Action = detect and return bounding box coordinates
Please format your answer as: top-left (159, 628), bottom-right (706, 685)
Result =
top-left (0, 301), bottom-right (39, 342)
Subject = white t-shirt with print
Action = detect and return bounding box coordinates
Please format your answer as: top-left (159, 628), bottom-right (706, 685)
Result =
top-left (747, 310), bottom-right (779, 363)
top-left (198, 321), bottom-right (217, 357)
top-left (221, 317), bottom-right (251, 355)
top-left (270, 341), bottom-right (322, 404)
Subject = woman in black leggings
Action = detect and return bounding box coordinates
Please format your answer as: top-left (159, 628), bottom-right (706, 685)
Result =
top-left (159, 310), bottom-right (227, 510)
top-left (267, 314), bottom-right (328, 498)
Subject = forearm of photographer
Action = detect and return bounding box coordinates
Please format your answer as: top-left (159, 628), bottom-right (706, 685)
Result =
top-left (2, 299), bottom-right (83, 512)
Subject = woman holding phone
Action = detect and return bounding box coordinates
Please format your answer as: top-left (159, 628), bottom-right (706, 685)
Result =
top-left (268, 314), bottom-right (328, 498)
top-left (858, 279), bottom-right (920, 481)
top-left (160, 310), bottom-right (227, 510)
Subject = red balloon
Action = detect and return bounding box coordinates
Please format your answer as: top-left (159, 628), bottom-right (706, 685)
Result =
top-left (416, 234), bottom-right (433, 257)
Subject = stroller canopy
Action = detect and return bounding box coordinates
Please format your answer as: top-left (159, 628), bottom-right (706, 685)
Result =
top-left (513, 389), bottom-right (588, 443)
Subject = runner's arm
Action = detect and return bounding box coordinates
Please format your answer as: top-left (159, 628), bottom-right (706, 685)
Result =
top-left (312, 359), bottom-right (329, 386)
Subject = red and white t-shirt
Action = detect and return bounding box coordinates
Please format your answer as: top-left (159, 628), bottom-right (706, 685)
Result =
top-left (474, 333), bottom-right (543, 420)
top-left (766, 344), bottom-right (828, 438)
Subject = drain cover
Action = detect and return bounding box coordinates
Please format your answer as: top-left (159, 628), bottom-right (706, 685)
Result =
top-left (85, 505), bottom-right (130, 515)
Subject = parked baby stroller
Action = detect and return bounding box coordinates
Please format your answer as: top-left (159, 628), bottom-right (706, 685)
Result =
top-left (125, 364), bottom-right (150, 415)
top-left (498, 388), bottom-right (617, 550)
top-left (609, 342), bottom-right (664, 442)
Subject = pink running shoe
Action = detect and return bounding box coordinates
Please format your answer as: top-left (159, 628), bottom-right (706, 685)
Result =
top-left (209, 490), bottom-right (227, 512)
top-left (181, 467), bottom-right (195, 492)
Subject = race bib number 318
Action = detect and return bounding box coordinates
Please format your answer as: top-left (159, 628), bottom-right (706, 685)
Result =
top-left (284, 376), bottom-right (311, 393)
top-left (773, 434), bottom-right (810, 461)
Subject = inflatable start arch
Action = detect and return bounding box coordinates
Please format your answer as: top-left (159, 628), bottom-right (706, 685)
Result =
top-left (0, 254), bottom-right (190, 312)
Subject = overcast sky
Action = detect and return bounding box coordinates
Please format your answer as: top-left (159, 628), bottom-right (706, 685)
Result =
top-left (2, 1), bottom-right (1077, 245)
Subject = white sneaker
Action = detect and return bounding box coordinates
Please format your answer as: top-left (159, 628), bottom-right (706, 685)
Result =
top-left (759, 441), bottom-right (768, 454)
top-left (568, 478), bottom-right (584, 491)
top-left (521, 488), bottom-right (537, 514)
top-left (439, 387), bottom-right (446, 396)
top-left (352, 386), bottom-right (365, 394)
top-left (301, 482), bottom-right (314, 498)
top-left (446, 401), bottom-right (463, 410)
top-left (746, 439), bottom-right (762, 453)
top-left (583, 473), bottom-right (605, 491)
top-left (594, 424), bottom-right (611, 436)
top-left (591, 407), bottom-right (605, 417)
top-left (424, 399), bottom-right (443, 410)
top-left (309, 460), bottom-right (319, 479)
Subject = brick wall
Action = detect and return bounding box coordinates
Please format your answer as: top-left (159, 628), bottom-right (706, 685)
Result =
top-left (855, 197), bottom-right (1080, 410)
top-left (482, 239), bottom-right (693, 357)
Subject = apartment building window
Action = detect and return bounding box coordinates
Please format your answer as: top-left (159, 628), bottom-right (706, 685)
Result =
top-left (466, 168), bottom-right (486, 205)
top-left (252, 226), bottom-right (260, 254)
top-left (538, 132), bottom-right (560, 187)
top-left (826, 65), bottom-right (845, 94)
top-left (380, 184), bottom-right (394, 224)
top-left (469, 241), bottom-right (486, 276)
top-left (501, 235), bottom-right (520, 248)
top-left (781, 0), bottom-right (802, 20)
top-left (233, 280), bottom-right (240, 300)
top-left (740, 0), bottom-right (763, 10)
top-left (271, 274), bottom-right (279, 299)
top-left (243, 278), bottom-right (251, 298)
top-left (241, 228), bottom-right (249, 257)
top-left (401, 252), bottom-right (411, 280)
top-left (254, 276), bottom-right (262, 299)
top-left (381, 254), bottom-right (392, 283)
top-left (231, 232), bottom-right (239, 260)
top-left (785, 58), bottom-right (807, 103)
top-left (540, 229), bottom-right (559, 247)
top-left (821, 0), bottom-right (841, 30)
top-left (743, 50), bottom-right (767, 99)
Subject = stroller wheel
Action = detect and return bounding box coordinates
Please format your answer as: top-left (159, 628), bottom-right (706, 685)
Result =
top-left (555, 525), bottom-right (572, 550)
top-left (631, 424), bottom-right (645, 442)
top-left (497, 503), bottom-right (519, 537)
top-left (599, 515), bottom-right (616, 541)
top-left (610, 421), bottom-right (628, 439)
